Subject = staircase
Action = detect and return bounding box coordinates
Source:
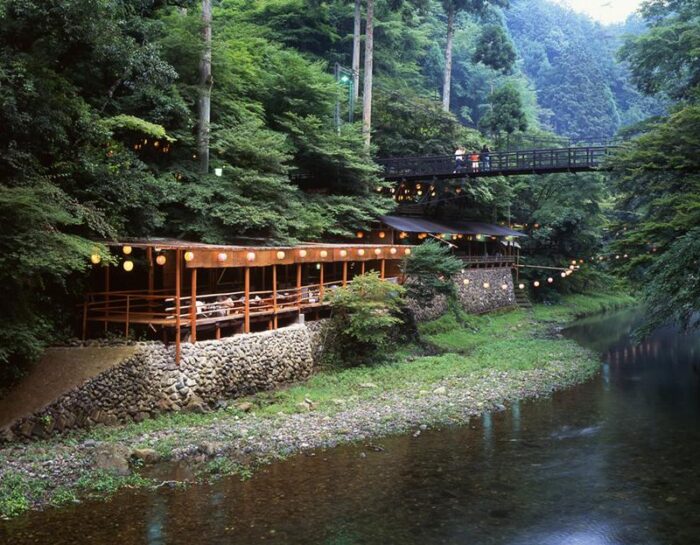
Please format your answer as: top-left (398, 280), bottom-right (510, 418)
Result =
top-left (514, 289), bottom-right (533, 310)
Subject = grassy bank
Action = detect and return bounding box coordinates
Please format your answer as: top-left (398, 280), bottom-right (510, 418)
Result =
top-left (0, 292), bottom-right (634, 519)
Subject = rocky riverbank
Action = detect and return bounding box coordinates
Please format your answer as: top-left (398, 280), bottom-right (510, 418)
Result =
top-left (0, 294), bottom-right (633, 519)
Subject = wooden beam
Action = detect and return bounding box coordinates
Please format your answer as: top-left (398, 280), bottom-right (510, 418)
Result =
top-left (342, 261), bottom-right (348, 287)
top-left (244, 266), bottom-right (250, 333)
top-left (175, 249), bottom-right (182, 365)
top-left (361, 261), bottom-right (365, 274)
top-left (272, 265), bottom-right (278, 329)
top-left (190, 268), bottom-right (197, 343)
top-left (380, 259), bottom-right (386, 279)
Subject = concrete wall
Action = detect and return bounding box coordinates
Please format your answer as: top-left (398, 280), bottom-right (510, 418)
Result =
top-left (4, 325), bottom-right (313, 441)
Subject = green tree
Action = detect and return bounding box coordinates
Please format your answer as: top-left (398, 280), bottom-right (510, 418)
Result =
top-left (402, 240), bottom-right (463, 302)
top-left (472, 24), bottom-right (516, 74)
top-left (479, 82), bottom-right (528, 145)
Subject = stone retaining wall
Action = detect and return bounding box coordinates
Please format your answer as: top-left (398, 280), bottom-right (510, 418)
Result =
top-left (456, 267), bottom-right (516, 314)
top-left (4, 325), bottom-right (313, 441)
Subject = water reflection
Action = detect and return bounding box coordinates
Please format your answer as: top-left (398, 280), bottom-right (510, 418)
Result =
top-left (2, 308), bottom-right (700, 544)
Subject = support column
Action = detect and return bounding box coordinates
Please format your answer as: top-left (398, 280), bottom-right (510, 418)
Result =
top-left (175, 249), bottom-right (182, 365)
top-left (342, 262), bottom-right (348, 287)
top-left (380, 259), bottom-right (386, 279)
top-left (190, 268), bottom-right (197, 343)
top-left (272, 265), bottom-right (278, 329)
top-left (104, 265), bottom-right (110, 332)
top-left (361, 261), bottom-right (366, 274)
top-left (296, 263), bottom-right (302, 309)
top-left (244, 266), bottom-right (250, 333)
top-left (319, 263), bottom-right (325, 302)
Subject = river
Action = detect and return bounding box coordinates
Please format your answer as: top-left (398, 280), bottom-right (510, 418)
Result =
top-left (2, 308), bottom-right (699, 544)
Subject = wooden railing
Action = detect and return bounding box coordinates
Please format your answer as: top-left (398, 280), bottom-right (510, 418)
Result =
top-left (81, 278), bottom-right (397, 340)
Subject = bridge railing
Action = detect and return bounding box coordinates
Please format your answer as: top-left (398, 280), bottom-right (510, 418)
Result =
top-left (377, 146), bottom-right (615, 179)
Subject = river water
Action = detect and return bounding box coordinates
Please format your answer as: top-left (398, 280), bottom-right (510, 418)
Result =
top-left (2, 309), bottom-right (699, 544)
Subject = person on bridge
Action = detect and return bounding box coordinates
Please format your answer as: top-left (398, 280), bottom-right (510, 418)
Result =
top-left (454, 147), bottom-right (466, 172)
top-left (470, 151), bottom-right (480, 172)
top-left (480, 145), bottom-right (491, 171)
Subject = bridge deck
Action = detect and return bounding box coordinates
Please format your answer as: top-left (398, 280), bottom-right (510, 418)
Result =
top-left (377, 146), bottom-right (615, 181)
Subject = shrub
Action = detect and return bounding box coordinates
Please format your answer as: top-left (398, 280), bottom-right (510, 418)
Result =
top-left (401, 240), bottom-right (463, 303)
top-left (327, 272), bottom-right (406, 366)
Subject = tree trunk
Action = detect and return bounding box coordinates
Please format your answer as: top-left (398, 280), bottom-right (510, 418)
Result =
top-left (362, 0), bottom-right (374, 149)
top-left (442, 3), bottom-right (454, 113)
top-left (352, 0), bottom-right (361, 102)
top-left (198, 0), bottom-right (213, 175)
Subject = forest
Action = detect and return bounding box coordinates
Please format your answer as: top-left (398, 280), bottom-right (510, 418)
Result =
top-left (0, 0), bottom-right (697, 371)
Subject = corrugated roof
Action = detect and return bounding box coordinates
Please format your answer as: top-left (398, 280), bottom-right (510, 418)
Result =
top-left (379, 216), bottom-right (525, 237)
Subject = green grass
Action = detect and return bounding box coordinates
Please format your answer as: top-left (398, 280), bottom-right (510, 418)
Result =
top-left (0, 291), bottom-right (634, 519)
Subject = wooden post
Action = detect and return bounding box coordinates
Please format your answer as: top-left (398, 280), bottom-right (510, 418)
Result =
top-left (190, 268), bottom-right (197, 343)
top-left (319, 263), bottom-right (325, 302)
top-left (104, 265), bottom-right (110, 332)
top-left (125, 295), bottom-right (130, 339)
top-left (380, 259), bottom-right (386, 279)
top-left (147, 246), bottom-right (155, 315)
top-left (244, 266), bottom-right (250, 333)
top-left (296, 263), bottom-right (302, 309)
top-left (82, 300), bottom-right (88, 341)
top-left (361, 261), bottom-right (366, 274)
top-left (175, 249), bottom-right (182, 365)
top-left (272, 265), bottom-right (278, 329)
top-left (342, 262), bottom-right (348, 287)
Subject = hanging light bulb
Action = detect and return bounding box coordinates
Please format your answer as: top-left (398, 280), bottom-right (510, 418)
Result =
top-left (123, 245), bottom-right (132, 255)
top-left (90, 253), bottom-right (101, 265)
top-left (518, 283), bottom-right (525, 290)
top-left (547, 277), bottom-right (554, 284)
top-left (534, 280), bottom-right (540, 287)
top-left (156, 254), bottom-right (166, 266)
top-left (561, 272), bottom-right (566, 278)
top-left (123, 260), bottom-right (134, 272)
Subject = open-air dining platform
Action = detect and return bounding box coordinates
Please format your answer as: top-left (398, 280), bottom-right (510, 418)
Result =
top-left (82, 239), bottom-right (413, 363)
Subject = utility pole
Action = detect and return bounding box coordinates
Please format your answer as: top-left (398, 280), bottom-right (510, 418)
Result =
top-left (362, 0), bottom-right (374, 149)
top-left (197, 0), bottom-right (213, 175)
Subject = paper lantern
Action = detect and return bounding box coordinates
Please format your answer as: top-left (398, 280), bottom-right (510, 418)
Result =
top-left (483, 282), bottom-right (490, 289)
top-left (358, 249), bottom-right (365, 256)
top-left (534, 280), bottom-right (540, 287)
top-left (356, 232), bottom-right (364, 239)
top-left (122, 245), bottom-right (132, 255)
top-left (374, 248), bottom-right (382, 255)
top-left (299, 249), bottom-right (307, 258)
top-left (378, 232), bottom-right (386, 239)
top-left (463, 279), bottom-right (470, 285)
top-left (184, 251), bottom-right (195, 262)
top-left (123, 260), bottom-right (134, 272)
top-left (90, 254), bottom-right (101, 265)
top-left (217, 252), bottom-right (228, 262)
top-left (561, 272), bottom-right (566, 278)
top-left (276, 251), bottom-right (286, 260)
top-left (320, 250), bottom-right (328, 258)
top-left (246, 252), bottom-right (256, 262)
top-left (339, 249), bottom-right (347, 257)
top-left (518, 283), bottom-right (525, 290)
top-left (156, 254), bottom-right (166, 266)
top-left (390, 247), bottom-right (397, 255)
top-left (501, 284), bottom-right (508, 290)
top-left (404, 248), bottom-right (411, 255)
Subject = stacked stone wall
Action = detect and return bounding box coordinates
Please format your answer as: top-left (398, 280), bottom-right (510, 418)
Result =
top-left (5, 325), bottom-right (313, 440)
top-left (455, 267), bottom-right (516, 314)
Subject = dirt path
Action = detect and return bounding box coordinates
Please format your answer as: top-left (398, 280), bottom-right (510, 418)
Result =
top-left (0, 346), bottom-right (138, 429)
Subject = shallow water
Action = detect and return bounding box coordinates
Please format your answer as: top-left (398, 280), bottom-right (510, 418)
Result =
top-left (2, 309), bottom-right (700, 544)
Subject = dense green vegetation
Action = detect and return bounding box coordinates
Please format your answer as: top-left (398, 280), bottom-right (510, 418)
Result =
top-left (0, 0), bottom-right (694, 371)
